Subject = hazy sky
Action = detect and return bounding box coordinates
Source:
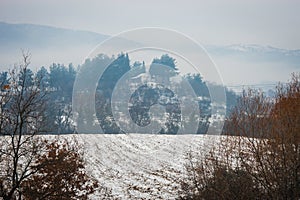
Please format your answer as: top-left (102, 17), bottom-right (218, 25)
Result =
top-left (1, 0), bottom-right (300, 49)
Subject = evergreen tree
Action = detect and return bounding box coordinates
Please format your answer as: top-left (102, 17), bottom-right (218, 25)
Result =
top-left (36, 66), bottom-right (50, 90)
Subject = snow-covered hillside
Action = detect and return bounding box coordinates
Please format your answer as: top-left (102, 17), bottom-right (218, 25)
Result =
top-left (76, 134), bottom-right (220, 199)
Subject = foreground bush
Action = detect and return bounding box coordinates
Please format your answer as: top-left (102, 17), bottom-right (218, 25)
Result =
top-left (180, 73), bottom-right (300, 199)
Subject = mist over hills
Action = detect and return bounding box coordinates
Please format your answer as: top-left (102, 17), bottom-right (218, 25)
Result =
top-left (0, 22), bottom-right (299, 85)
top-left (205, 43), bottom-right (300, 89)
top-left (0, 21), bottom-right (108, 49)
top-left (0, 22), bottom-right (108, 69)
top-left (206, 44), bottom-right (300, 64)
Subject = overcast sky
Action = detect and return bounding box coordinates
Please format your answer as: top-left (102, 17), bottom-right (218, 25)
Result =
top-left (1, 0), bottom-right (299, 50)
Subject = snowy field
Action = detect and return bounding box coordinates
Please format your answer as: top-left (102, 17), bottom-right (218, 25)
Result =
top-left (75, 134), bottom-right (221, 199)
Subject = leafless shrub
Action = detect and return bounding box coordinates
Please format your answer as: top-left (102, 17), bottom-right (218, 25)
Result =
top-left (180, 73), bottom-right (300, 199)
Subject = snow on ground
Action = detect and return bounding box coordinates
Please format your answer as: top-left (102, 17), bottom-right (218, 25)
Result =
top-left (76, 134), bottom-right (221, 199)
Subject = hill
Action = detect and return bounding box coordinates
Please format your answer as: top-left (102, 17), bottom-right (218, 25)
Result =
top-left (0, 21), bottom-right (107, 49)
top-left (0, 22), bottom-right (108, 69)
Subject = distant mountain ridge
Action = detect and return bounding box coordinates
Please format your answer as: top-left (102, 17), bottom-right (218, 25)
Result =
top-left (0, 22), bottom-right (298, 86)
top-left (224, 44), bottom-right (300, 55)
top-left (0, 22), bottom-right (110, 69)
top-left (206, 44), bottom-right (300, 64)
top-left (1, 22), bottom-right (299, 55)
top-left (0, 21), bottom-right (108, 50)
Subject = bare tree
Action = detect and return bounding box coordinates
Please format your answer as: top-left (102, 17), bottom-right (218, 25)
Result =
top-left (180, 73), bottom-right (300, 199)
top-left (0, 52), bottom-right (47, 199)
top-left (0, 54), bottom-right (98, 199)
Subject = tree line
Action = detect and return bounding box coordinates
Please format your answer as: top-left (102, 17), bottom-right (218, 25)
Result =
top-left (0, 61), bottom-right (76, 134)
top-left (1, 52), bottom-right (238, 135)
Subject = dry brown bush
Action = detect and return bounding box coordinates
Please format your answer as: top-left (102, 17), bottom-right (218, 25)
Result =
top-left (21, 138), bottom-right (98, 200)
top-left (180, 73), bottom-right (300, 200)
